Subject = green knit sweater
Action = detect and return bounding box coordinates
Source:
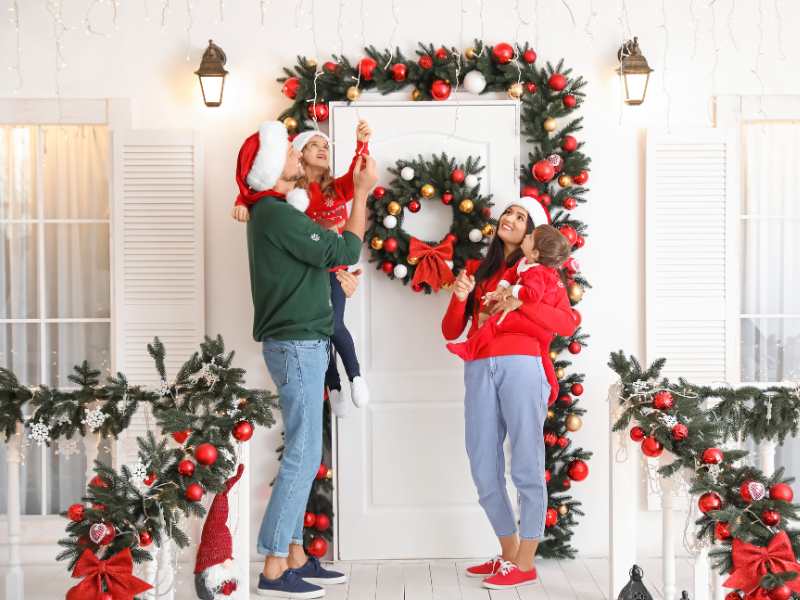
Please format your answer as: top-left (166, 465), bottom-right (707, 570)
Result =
top-left (246, 196), bottom-right (362, 342)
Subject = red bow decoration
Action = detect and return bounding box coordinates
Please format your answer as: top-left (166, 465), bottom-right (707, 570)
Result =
top-left (723, 531), bottom-right (800, 595)
top-left (66, 548), bottom-right (153, 600)
top-left (408, 237), bottom-right (455, 292)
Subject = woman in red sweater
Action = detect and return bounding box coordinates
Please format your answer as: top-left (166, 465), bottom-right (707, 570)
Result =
top-left (441, 198), bottom-right (577, 590)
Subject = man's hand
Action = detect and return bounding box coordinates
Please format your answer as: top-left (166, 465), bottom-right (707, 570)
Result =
top-left (356, 120), bottom-right (372, 143)
top-left (232, 205), bottom-right (250, 222)
top-left (452, 269), bottom-right (476, 302)
top-left (490, 295), bottom-right (523, 325)
top-left (336, 268), bottom-right (362, 298)
top-left (352, 155), bottom-right (378, 195)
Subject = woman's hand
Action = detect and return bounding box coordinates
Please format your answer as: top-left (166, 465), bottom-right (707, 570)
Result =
top-left (232, 205), bottom-right (250, 222)
top-left (336, 268), bottom-right (362, 298)
top-left (352, 156), bottom-right (379, 194)
top-left (453, 270), bottom-right (475, 302)
top-left (490, 295), bottom-right (523, 325)
top-left (356, 120), bottom-right (372, 143)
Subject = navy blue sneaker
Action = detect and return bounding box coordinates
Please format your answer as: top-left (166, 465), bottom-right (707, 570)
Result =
top-left (294, 556), bottom-right (347, 585)
top-left (256, 570), bottom-right (325, 598)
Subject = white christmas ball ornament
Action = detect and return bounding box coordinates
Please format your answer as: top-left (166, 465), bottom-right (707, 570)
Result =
top-left (383, 215), bottom-right (397, 229)
top-left (464, 174), bottom-right (479, 189)
top-left (393, 264), bottom-right (408, 279)
top-left (400, 166), bottom-right (415, 181)
top-left (463, 70), bottom-right (487, 94)
top-left (468, 228), bottom-right (483, 243)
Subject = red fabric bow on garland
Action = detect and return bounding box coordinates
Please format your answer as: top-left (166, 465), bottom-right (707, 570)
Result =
top-left (408, 237), bottom-right (455, 292)
top-left (723, 531), bottom-right (800, 596)
top-left (66, 547), bottom-right (152, 600)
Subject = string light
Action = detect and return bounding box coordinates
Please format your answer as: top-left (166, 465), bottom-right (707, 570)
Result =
top-left (513, 0), bottom-right (532, 44)
top-left (752, 0), bottom-right (767, 117)
top-left (218, 0), bottom-right (225, 23)
top-left (727, 0), bottom-right (739, 51)
top-left (660, 0), bottom-right (672, 132)
top-left (559, 0), bottom-right (576, 27)
top-left (260, 0), bottom-right (269, 26)
top-left (185, 0), bottom-right (194, 62)
top-left (774, 0), bottom-right (786, 59)
top-left (688, 0), bottom-right (699, 59)
top-left (45, 0), bottom-right (70, 100)
top-left (161, 0), bottom-right (171, 27)
top-left (8, 0), bottom-right (22, 92)
top-left (584, 0), bottom-right (598, 41)
top-left (143, 0), bottom-right (151, 23)
top-left (383, 0), bottom-right (400, 69)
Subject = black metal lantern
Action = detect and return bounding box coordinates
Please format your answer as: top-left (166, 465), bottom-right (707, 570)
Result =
top-left (195, 39), bottom-right (228, 107)
top-left (616, 37), bottom-right (653, 106)
top-left (617, 564), bottom-right (655, 600)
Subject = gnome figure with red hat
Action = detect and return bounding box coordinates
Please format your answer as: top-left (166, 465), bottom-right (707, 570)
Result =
top-left (194, 464), bottom-right (245, 599)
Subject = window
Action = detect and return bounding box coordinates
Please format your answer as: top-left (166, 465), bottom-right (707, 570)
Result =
top-left (0, 124), bottom-right (111, 514)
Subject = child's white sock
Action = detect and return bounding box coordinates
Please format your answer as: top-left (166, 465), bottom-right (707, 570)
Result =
top-left (350, 376), bottom-right (369, 408)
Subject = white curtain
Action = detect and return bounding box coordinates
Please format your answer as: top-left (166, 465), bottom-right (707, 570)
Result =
top-left (0, 125), bottom-right (109, 515)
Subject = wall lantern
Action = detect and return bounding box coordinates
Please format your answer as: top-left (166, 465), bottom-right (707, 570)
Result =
top-left (616, 37), bottom-right (653, 106)
top-left (195, 39), bottom-right (228, 107)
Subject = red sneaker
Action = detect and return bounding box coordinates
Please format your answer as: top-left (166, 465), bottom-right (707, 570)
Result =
top-left (465, 556), bottom-right (502, 578)
top-left (482, 560), bottom-right (538, 589)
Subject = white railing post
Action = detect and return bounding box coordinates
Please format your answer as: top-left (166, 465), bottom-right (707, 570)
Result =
top-left (84, 431), bottom-right (101, 486)
top-left (758, 439), bottom-right (775, 475)
top-left (5, 423), bottom-right (24, 600)
top-left (232, 443), bottom-right (251, 600)
top-left (660, 454), bottom-right (677, 600)
top-left (155, 541), bottom-right (176, 600)
top-left (693, 545), bottom-right (711, 600)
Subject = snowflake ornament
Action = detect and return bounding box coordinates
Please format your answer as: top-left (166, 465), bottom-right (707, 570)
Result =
top-left (56, 413), bottom-right (74, 427)
top-left (631, 380), bottom-right (651, 393)
top-left (82, 408), bottom-right (108, 431)
top-left (660, 414), bottom-right (678, 428)
top-left (706, 464), bottom-right (721, 484)
top-left (219, 447), bottom-right (234, 464)
top-left (158, 379), bottom-right (171, 397)
top-left (56, 438), bottom-right (81, 458)
top-left (130, 461), bottom-right (148, 485)
top-left (27, 421), bottom-right (51, 446)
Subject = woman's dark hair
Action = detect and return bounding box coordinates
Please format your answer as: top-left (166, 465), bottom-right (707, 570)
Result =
top-left (465, 211), bottom-right (535, 315)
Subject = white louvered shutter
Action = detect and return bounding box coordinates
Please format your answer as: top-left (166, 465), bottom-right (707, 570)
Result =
top-left (645, 130), bottom-right (739, 384)
top-left (111, 130), bottom-right (205, 464)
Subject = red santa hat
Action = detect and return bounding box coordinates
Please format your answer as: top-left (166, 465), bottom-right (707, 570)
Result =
top-left (194, 464), bottom-right (244, 575)
top-left (505, 196), bottom-right (552, 227)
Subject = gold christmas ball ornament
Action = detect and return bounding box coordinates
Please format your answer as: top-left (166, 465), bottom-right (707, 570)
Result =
top-left (420, 183), bottom-right (436, 199)
top-left (305, 58), bottom-right (317, 68)
top-left (346, 86), bottom-right (361, 101)
top-left (386, 201), bottom-right (402, 216)
top-left (543, 117), bottom-right (558, 132)
top-left (459, 198), bottom-right (475, 214)
top-left (283, 116), bottom-right (298, 131)
top-left (549, 350), bottom-right (558, 361)
top-left (465, 47), bottom-right (477, 60)
top-left (407, 256), bottom-right (419, 266)
top-left (547, 409), bottom-right (556, 420)
top-left (412, 89), bottom-right (423, 101)
top-left (370, 236), bottom-right (384, 250)
top-left (558, 504), bottom-right (569, 516)
top-left (507, 82), bottom-right (524, 99)
top-left (565, 414), bottom-right (583, 432)
top-left (481, 223), bottom-right (495, 237)
top-left (558, 174), bottom-right (573, 188)
top-left (568, 283), bottom-right (584, 303)
top-left (556, 367), bottom-right (566, 380)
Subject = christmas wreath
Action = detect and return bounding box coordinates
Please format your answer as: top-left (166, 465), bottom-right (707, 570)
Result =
top-left (366, 153), bottom-right (494, 293)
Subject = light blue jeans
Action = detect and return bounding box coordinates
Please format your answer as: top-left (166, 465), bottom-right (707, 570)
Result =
top-left (464, 355), bottom-right (550, 540)
top-left (257, 338), bottom-right (328, 557)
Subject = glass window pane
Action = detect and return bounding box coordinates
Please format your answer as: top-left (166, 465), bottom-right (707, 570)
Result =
top-left (44, 223), bottom-right (110, 318)
top-left (741, 318), bottom-right (800, 382)
top-left (740, 221), bottom-right (800, 315)
top-left (743, 122), bottom-right (800, 217)
top-left (42, 126), bottom-right (109, 220)
top-left (46, 322), bottom-right (110, 387)
top-left (0, 126), bottom-right (37, 220)
top-left (0, 322), bottom-right (40, 382)
top-left (48, 440), bottom-right (88, 514)
top-left (0, 223), bottom-right (39, 318)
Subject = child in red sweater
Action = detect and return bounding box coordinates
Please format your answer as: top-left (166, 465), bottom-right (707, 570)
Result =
top-left (233, 120), bottom-right (372, 415)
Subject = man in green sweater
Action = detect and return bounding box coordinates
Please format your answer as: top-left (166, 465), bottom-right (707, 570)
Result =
top-left (233, 121), bottom-right (377, 598)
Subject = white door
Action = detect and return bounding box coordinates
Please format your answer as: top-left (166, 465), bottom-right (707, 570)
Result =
top-left (330, 99), bottom-right (519, 559)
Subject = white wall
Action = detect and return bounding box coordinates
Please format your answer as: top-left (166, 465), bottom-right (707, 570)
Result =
top-left (3, 0), bottom-right (799, 560)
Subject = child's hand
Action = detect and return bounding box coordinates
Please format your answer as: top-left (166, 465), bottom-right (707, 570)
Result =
top-left (483, 287), bottom-right (511, 306)
top-left (231, 205), bottom-right (250, 222)
top-left (356, 120), bottom-right (372, 143)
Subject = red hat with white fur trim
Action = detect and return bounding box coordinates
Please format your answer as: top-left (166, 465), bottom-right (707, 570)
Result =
top-left (505, 196), bottom-right (552, 227)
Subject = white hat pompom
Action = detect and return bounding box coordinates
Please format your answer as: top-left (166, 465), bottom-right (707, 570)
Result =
top-left (285, 188), bottom-right (310, 213)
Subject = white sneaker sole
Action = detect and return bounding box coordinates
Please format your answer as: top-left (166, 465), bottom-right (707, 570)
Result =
top-left (256, 587), bottom-right (326, 598)
top-left (302, 575), bottom-right (348, 585)
top-left (482, 578), bottom-right (539, 590)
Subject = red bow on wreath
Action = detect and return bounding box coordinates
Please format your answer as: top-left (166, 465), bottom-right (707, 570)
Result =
top-left (408, 237), bottom-right (455, 292)
top-left (66, 547), bottom-right (153, 600)
top-left (723, 531), bottom-right (800, 595)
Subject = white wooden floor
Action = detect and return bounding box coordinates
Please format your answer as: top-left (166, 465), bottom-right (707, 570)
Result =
top-left (2, 557), bottom-right (697, 599)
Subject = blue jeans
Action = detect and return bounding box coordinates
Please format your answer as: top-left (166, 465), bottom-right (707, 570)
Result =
top-left (324, 272), bottom-right (361, 391)
top-left (257, 338), bottom-right (328, 557)
top-left (464, 355), bottom-right (550, 540)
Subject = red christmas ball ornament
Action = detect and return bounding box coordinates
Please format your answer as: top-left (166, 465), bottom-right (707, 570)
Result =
top-left (714, 521), bottom-right (731, 541)
top-left (492, 43), bottom-right (515, 64)
top-left (521, 185), bottom-right (540, 198)
top-left (526, 82), bottom-right (537, 94)
top-left (545, 507), bottom-right (558, 527)
top-left (358, 57), bottom-right (378, 80)
top-left (573, 170), bottom-right (589, 185)
top-left (698, 492), bottom-right (723, 513)
top-left (307, 102), bottom-right (329, 122)
top-left (559, 225), bottom-right (578, 245)
top-left (570, 382), bottom-right (584, 396)
top-left (391, 63), bottom-right (408, 82)
top-left (450, 168), bottom-right (466, 184)
top-left (282, 77), bottom-right (300, 99)
top-left (561, 135), bottom-right (578, 153)
top-left (563, 94), bottom-right (577, 108)
top-left (568, 460), bottom-right (589, 482)
top-left (373, 186), bottom-right (386, 199)
top-left (559, 394), bottom-right (573, 406)
top-left (185, 482), bottom-right (205, 502)
top-left (544, 469), bottom-right (551, 483)
top-left (523, 48), bottom-right (537, 63)
top-left (629, 426), bottom-right (646, 442)
top-left (316, 464), bottom-right (329, 480)
top-left (194, 443), bottom-right (218, 466)
top-left (563, 197), bottom-right (577, 210)
top-left (144, 472), bottom-right (157, 486)
top-left (653, 390), bottom-right (674, 410)
top-left (544, 431), bottom-right (558, 447)
top-left (761, 509), bottom-right (781, 526)
top-left (444, 233), bottom-right (458, 245)
top-left (435, 47), bottom-right (449, 60)
top-left (481, 207), bottom-right (492, 219)
top-left (383, 237), bottom-right (398, 253)
top-left (557, 436), bottom-right (570, 449)
top-left (138, 530), bottom-right (153, 547)
top-left (725, 593), bottom-right (743, 600)
top-left (431, 79), bottom-right (452, 101)
top-left (740, 480), bottom-right (767, 503)
top-left (412, 283), bottom-right (424, 293)
top-left (538, 193), bottom-right (552, 207)
top-left (418, 54), bottom-right (433, 69)
top-left (67, 503), bottom-right (85, 522)
top-left (307, 536), bottom-right (328, 558)
top-left (441, 192), bottom-right (454, 205)
top-left (532, 160), bottom-right (555, 183)
top-left (571, 308), bottom-right (582, 326)
top-left (408, 200), bottom-right (421, 213)
top-left (548, 73), bottom-right (568, 91)
top-left (769, 483), bottom-right (794, 502)
top-left (323, 61), bottom-right (338, 74)
top-left (641, 436), bottom-right (664, 458)
top-left (232, 420), bottom-right (254, 442)
top-left (304, 512), bottom-right (317, 528)
top-left (574, 235), bottom-right (586, 248)
top-left (90, 475), bottom-right (109, 489)
top-left (568, 341), bottom-right (581, 354)
top-left (701, 448), bottom-right (724, 465)
top-left (178, 459), bottom-right (196, 477)
top-left (769, 585), bottom-right (793, 600)
top-left (671, 423), bottom-right (688, 441)
top-left (381, 261), bottom-right (394, 274)
top-left (315, 513), bottom-right (331, 532)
